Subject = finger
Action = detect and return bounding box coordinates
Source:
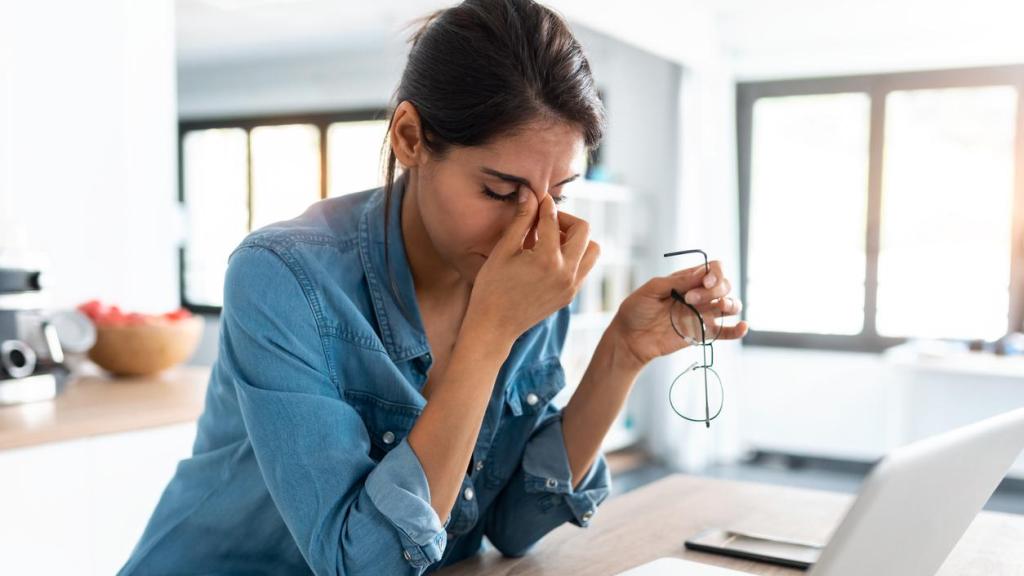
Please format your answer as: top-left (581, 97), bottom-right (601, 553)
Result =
top-left (560, 214), bottom-right (590, 267)
top-left (573, 240), bottom-right (601, 287)
top-left (641, 273), bottom-right (703, 300)
top-left (493, 188), bottom-right (539, 255)
top-left (535, 193), bottom-right (562, 252)
top-left (696, 295), bottom-right (743, 317)
top-left (556, 209), bottom-right (584, 234)
top-left (684, 271), bottom-right (732, 306)
top-left (708, 320), bottom-right (749, 340)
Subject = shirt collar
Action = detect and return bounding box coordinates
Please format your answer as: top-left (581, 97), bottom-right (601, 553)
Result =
top-left (358, 174), bottom-right (432, 363)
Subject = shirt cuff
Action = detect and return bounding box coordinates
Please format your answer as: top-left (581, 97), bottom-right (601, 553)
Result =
top-left (521, 414), bottom-right (612, 527)
top-left (364, 437), bottom-right (448, 569)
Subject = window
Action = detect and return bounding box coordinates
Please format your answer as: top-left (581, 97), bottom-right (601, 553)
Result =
top-left (746, 93), bottom-right (871, 336)
top-left (738, 66), bottom-right (1024, 352)
top-left (178, 110), bottom-right (389, 312)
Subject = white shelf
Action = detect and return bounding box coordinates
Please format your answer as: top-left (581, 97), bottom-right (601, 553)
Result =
top-left (558, 178), bottom-right (641, 458)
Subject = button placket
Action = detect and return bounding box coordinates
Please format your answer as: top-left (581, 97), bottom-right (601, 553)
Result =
top-left (445, 477), bottom-right (479, 536)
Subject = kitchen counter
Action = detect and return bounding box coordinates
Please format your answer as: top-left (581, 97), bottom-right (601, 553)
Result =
top-left (0, 363), bottom-right (211, 451)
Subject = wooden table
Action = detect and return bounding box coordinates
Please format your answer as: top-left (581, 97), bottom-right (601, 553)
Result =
top-left (0, 364), bottom-right (210, 450)
top-left (438, 474), bottom-right (1024, 575)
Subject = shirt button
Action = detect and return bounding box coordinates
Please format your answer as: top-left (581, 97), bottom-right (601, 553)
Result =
top-left (525, 392), bottom-right (539, 406)
top-left (382, 431), bottom-right (396, 445)
top-left (545, 477), bottom-right (558, 489)
top-left (403, 549), bottom-right (412, 561)
top-left (463, 486), bottom-right (475, 501)
top-left (582, 509), bottom-right (594, 522)
top-left (474, 460), bottom-right (485, 472)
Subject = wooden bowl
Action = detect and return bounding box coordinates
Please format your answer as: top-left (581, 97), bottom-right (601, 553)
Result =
top-left (87, 316), bottom-right (204, 377)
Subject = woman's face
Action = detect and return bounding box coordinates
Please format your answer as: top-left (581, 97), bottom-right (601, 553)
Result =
top-left (413, 118), bottom-right (587, 283)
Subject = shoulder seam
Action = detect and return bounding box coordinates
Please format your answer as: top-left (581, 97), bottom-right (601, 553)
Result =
top-left (229, 242), bottom-right (339, 387)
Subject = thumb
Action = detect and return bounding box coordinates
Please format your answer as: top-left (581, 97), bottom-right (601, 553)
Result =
top-left (494, 188), bottom-right (538, 254)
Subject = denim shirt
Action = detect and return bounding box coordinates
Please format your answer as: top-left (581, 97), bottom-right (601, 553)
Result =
top-left (118, 175), bottom-right (611, 575)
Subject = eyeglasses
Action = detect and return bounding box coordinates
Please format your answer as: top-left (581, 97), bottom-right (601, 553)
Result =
top-left (663, 248), bottom-right (724, 428)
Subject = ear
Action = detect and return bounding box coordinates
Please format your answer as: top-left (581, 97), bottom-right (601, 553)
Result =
top-left (390, 100), bottom-right (428, 169)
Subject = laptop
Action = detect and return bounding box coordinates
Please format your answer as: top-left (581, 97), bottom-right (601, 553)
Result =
top-left (618, 406), bottom-right (1024, 576)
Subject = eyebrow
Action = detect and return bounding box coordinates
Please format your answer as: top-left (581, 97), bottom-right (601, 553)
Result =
top-left (479, 167), bottom-right (580, 192)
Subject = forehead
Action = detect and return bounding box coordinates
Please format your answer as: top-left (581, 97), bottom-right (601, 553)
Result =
top-left (453, 119), bottom-right (586, 170)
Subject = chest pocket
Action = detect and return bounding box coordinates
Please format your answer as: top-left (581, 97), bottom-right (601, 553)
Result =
top-left (504, 356), bottom-right (567, 418)
top-left (343, 390), bottom-right (421, 461)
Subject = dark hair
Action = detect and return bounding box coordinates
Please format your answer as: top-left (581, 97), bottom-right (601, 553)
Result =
top-left (380, 0), bottom-right (606, 318)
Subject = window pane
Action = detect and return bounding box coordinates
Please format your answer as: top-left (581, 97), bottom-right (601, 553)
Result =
top-left (877, 86), bottom-right (1017, 340)
top-left (250, 124), bottom-right (321, 231)
top-left (327, 120), bottom-right (389, 197)
top-left (182, 128), bottom-right (249, 307)
top-left (747, 93), bottom-right (871, 334)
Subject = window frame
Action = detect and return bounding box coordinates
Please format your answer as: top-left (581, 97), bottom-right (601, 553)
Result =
top-left (177, 108), bottom-right (389, 314)
top-left (737, 65), bottom-right (1024, 352)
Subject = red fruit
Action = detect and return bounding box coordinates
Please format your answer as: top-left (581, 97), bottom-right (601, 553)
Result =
top-left (124, 312), bottom-right (147, 325)
top-left (164, 308), bottom-right (192, 322)
top-left (77, 299), bottom-right (106, 320)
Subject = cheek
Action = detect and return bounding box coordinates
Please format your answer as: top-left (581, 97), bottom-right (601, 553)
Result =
top-left (423, 195), bottom-right (503, 251)
top-left (461, 211), bottom-right (506, 250)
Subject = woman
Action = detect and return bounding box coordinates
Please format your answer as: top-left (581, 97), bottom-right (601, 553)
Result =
top-left (120, 1), bottom-right (747, 574)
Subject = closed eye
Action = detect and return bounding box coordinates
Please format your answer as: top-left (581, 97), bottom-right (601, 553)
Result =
top-left (481, 186), bottom-right (567, 205)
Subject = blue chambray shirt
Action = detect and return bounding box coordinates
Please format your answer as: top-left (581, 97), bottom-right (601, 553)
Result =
top-left (118, 174), bottom-right (611, 575)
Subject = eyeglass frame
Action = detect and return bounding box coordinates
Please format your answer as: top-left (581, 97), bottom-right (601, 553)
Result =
top-left (663, 248), bottom-right (724, 428)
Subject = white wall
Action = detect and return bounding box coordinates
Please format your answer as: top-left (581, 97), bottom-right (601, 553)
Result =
top-left (0, 0), bottom-right (180, 314)
top-left (178, 44), bottom-right (407, 120)
top-left (715, 0), bottom-right (1024, 81)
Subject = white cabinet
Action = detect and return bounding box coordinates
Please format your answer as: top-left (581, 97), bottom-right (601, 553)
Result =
top-left (0, 423), bottom-right (197, 575)
top-left (738, 345), bottom-right (1024, 479)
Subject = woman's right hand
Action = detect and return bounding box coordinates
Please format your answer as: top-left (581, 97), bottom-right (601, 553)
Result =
top-left (465, 188), bottom-right (601, 346)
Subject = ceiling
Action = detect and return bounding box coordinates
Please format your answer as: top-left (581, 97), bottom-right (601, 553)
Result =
top-left (176, 0), bottom-right (1024, 78)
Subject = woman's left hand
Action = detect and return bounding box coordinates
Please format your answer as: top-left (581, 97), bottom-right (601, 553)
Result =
top-left (608, 260), bottom-right (749, 369)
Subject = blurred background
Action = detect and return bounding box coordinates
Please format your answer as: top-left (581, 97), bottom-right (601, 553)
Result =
top-left (2, 0), bottom-right (1024, 574)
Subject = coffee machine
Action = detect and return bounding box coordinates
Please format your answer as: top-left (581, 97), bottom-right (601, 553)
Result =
top-left (0, 267), bottom-right (94, 406)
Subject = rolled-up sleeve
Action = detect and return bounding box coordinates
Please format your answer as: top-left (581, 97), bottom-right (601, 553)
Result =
top-left (222, 243), bottom-right (446, 574)
top-left (483, 403), bottom-right (612, 557)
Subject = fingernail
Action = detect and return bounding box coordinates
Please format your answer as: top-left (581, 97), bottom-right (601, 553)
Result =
top-left (518, 188), bottom-right (529, 203)
top-left (685, 291), bottom-right (700, 305)
top-left (703, 274), bottom-right (717, 288)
